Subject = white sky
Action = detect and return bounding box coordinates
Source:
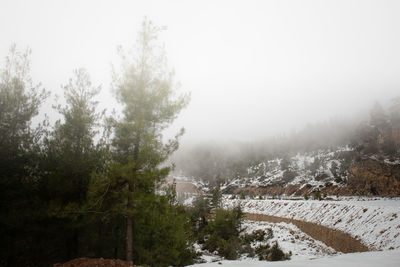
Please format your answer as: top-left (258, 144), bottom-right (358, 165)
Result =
top-left (1, 0), bottom-right (400, 142)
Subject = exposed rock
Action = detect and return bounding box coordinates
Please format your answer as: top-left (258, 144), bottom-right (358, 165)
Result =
top-left (232, 185), bottom-right (285, 196)
top-left (222, 185), bottom-right (238, 194)
top-left (293, 184), bottom-right (313, 196)
top-left (284, 184), bottom-right (301, 195)
top-left (347, 158), bottom-right (400, 196)
top-left (315, 173), bottom-right (329, 181)
top-left (321, 184), bottom-right (351, 196)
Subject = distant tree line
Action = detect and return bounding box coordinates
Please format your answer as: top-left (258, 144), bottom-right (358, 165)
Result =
top-left (0, 20), bottom-right (195, 266)
top-left (172, 100), bottom-right (400, 184)
top-left (172, 118), bottom-right (357, 183)
top-left (351, 100), bottom-right (400, 158)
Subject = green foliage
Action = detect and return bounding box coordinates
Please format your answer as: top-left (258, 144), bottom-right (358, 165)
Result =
top-left (44, 69), bottom-right (106, 212)
top-left (187, 195), bottom-right (212, 239)
top-left (132, 196), bottom-right (195, 267)
top-left (211, 185), bottom-right (222, 209)
top-left (256, 242), bottom-right (290, 261)
top-left (201, 207), bottom-right (244, 260)
top-left (88, 19), bottom-right (191, 265)
top-left (0, 45), bottom-right (49, 266)
top-left (241, 229), bottom-right (272, 244)
top-left (303, 193), bottom-right (309, 200)
top-left (269, 242), bottom-right (289, 261)
top-left (0, 22), bottom-right (194, 266)
top-left (313, 190), bottom-right (322, 201)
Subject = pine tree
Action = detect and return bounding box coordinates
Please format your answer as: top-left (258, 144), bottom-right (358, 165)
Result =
top-left (89, 19), bottom-right (190, 263)
top-left (0, 45), bottom-right (48, 265)
top-left (43, 68), bottom-right (107, 259)
top-left (370, 102), bottom-right (387, 127)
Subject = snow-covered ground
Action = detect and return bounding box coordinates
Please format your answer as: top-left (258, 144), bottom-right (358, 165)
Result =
top-left (221, 147), bottom-right (352, 192)
top-left (190, 249), bottom-right (400, 267)
top-left (242, 221), bottom-right (336, 259)
top-left (223, 197), bottom-right (400, 250)
top-left (195, 220), bottom-right (336, 264)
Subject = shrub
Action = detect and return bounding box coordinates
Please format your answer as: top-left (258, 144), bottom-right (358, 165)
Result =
top-left (217, 237), bottom-right (240, 260)
top-left (202, 206), bottom-right (244, 259)
top-left (256, 242), bottom-right (290, 261)
top-left (269, 242), bottom-right (286, 261)
top-left (255, 244), bottom-right (270, 260)
top-left (313, 190), bottom-right (322, 200)
top-left (241, 229), bottom-right (269, 244)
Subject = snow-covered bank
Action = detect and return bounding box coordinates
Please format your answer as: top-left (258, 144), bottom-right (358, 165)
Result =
top-left (223, 198), bottom-right (400, 250)
top-left (190, 249), bottom-right (400, 267)
top-left (195, 220), bottom-right (336, 264)
top-left (242, 221), bottom-right (336, 259)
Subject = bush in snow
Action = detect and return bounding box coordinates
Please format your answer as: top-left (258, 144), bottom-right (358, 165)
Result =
top-left (255, 242), bottom-right (291, 261)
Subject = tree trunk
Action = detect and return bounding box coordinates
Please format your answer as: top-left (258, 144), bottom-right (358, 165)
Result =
top-left (126, 215), bottom-right (133, 262)
top-left (126, 136), bottom-right (140, 262)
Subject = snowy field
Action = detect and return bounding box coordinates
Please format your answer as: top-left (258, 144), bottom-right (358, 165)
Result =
top-left (190, 249), bottom-right (400, 267)
top-left (223, 197), bottom-right (400, 250)
top-left (196, 220), bottom-right (336, 263)
top-left (242, 221), bottom-right (336, 259)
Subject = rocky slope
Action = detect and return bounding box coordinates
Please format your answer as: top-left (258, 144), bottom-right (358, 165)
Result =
top-left (219, 147), bottom-right (400, 197)
top-left (347, 157), bottom-right (400, 195)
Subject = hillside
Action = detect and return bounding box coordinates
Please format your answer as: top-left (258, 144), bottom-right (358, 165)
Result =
top-left (223, 198), bottom-right (400, 250)
top-left (216, 146), bottom-right (400, 197)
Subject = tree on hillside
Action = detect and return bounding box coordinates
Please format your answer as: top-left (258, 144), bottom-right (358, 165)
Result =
top-left (44, 68), bottom-right (105, 210)
top-left (0, 45), bottom-right (48, 183)
top-left (389, 97), bottom-right (400, 154)
top-left (89, 19), bottom-right (190, 264)
top-left (42, 69), bottom-right (108, 259)
top-left (0, 45), bottom-right (48, 265)
top-left (370, 102), bottom-right (388, 127)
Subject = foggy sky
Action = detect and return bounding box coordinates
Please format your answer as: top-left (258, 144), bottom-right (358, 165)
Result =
top-left (1, 0), bottom-right (400, 143)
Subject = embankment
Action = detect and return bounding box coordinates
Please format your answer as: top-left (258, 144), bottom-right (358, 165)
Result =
top-left (245, 213), bottom-right (369, 253)
top-left (223, 198), bottom-right (400, 250)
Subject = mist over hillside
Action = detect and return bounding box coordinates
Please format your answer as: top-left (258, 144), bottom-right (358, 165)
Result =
top-left (171, 99), bottom-right (400, 195)
top-left (2, 1), bottom-right (400, 266)
top-left (171, 115), bottom-right (358, 181)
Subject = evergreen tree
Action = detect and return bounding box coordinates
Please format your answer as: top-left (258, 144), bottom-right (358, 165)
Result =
top-left (89, 19), bottom-right (190, 263)
top-left (389, 96), bottom-right (400, 125)
top-left (370, 102), bottom-right (387, 127)
top-left (42, 68), bottom-right (108, 260)
top-left (0, 45), bottom-right (48, 265)
top-left (211, 184), bottom-right (222, 209)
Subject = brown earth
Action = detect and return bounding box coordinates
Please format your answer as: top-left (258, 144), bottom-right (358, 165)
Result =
top-left (229, 184), bottom-right (355, 197)
top-left (175, 181), bottom-right (201, 194)
top-left (347, 158), bottom-right (400, 196)
top-left (53, 258), bottom-right (137, 267)
top-left (166, 177), bottom-right (201, 194)
top-left (245, 213), bottom-right (370, 253)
